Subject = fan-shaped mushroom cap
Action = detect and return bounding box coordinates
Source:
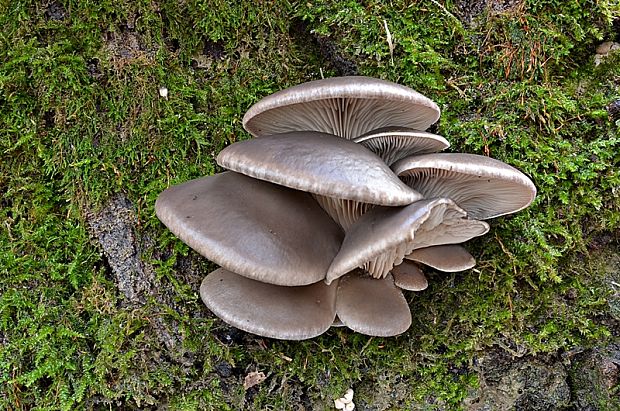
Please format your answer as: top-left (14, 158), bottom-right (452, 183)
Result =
top-left (201, 268), bottom-right (338, 340)
top-left (243, 76), bottom-right (440, 139)
top-left (326, 198), bottom-right (489, 283)
top-left (155, 172), bottom-right (343, 286)
top-left (217, 131), bottom-right (422, 206)
top-left (393, 153), bottom-right (537, 220)
top-left (354, 127), bottom-right (450, 166)
top-left (406, 245), bottom-right (475, 272)
top-left (391, 260), bottom-right (428, 291)
top-left (335, 271), bottom-right (411, 337)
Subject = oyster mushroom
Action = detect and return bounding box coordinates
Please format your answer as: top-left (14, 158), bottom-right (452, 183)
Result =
top-left (200, 268), bottom-right (338, 340)
top-left (243, 76), bottom-right (440, 139)
top-left (201, 268), bottom-right (413, 339)
top-left (155, 172), bottom-right (343, 286)
top-left (217, 131), bottom-right (423, 229)
top-left (326, 198), bottom-right (489, 283)
top-left (154, 76), bottom-right (538, 340)
top-left (406, 244), bottom-right (475, 272)
top-left (393, 153), bottom-right (537, 220)
top-left (335, 271), bottom-right (411, 337)
top-left (391, 260), bottom-right (428, 291)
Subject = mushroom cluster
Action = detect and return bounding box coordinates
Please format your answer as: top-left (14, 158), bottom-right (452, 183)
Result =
top-left (155, 76), bottom-right (536, 340)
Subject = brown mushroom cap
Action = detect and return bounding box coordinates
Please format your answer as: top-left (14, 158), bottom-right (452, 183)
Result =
top-left (353, 127), bottom-right (450, 166)
top-left (201, 268), bottom-right (338, 340)
top-left (155, 172), bottom-right (343, 286)
top-left (391, 260), bottom-right (428, 291)
top-left (393, 153), bottom-right (537, 220)
top-left (335, 271), bottom-right (411, 337)
top-left (243, 76), bottom-right (440, 139)
top-left (217, 131), bottom-right (423, 206)
top-left (406, 245), bottom-right (475, 272)
top-left (326, 198), bottom-right (489, 283)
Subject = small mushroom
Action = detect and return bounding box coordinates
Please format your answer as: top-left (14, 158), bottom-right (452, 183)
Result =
top-left (335, 271), bottom-right (411, 337)
top-left (353, 126), bottom-right (450, 166)
top-left (391, 260), bottom-right (428, 291)
top-left (201, 268), bottom-right (338, 340)
top-left (405, 244), bottom-right (475, 272)
top-left (155, 172), bottom-right (343, 286)
top-left (326, 198), bottom-right (489, 283)
top-left (393, 153), bottom-right (537, 220)
top-left (243, 76), bottom-right (440, 139)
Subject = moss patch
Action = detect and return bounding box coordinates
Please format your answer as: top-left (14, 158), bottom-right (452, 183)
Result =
top-left (1, 0), bottom-right (619, 409)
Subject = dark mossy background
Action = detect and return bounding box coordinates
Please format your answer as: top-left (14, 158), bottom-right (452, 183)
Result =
top-left (1, 0), bottom-right (619, 409)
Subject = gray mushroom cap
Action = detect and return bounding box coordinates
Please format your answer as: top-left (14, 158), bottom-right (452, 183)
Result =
top-left (326, 198), bottom-right (489, 283)
top-left (393, 153), bottom-right (537, 220)
top-left (354, 127), bottom-right (450, 166)
top-left (243, 76), bottom-right (440, 139)
top-left (391, 260), bottom-right (429, 291)
top-left (155, 172), bottom-right (343, 286)
top-left (335, 271), bottom-right (411, 337)
top-left (217, 131), bottom-right (423, 206)
top-left (406, 245), bottom-right (475, 272)
top-left (200, 268), bottom-right (338, 340)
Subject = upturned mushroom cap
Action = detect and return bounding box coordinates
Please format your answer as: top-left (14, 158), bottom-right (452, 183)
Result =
top-left (391, 260), bottom-right (428, 291)
top-left (217, 131), bottom-right (423, 206)
top-left (335, 271), bottom-right (411, 337)
top-left (326, 198), bottom-right (489, 283)
top-left (353, 127), bottom-right (450, 166)
top-left (155, 172), bottom-right (343, 286)
top-left (393, 153), bottom-right (537, 220)
top-left (406, 245), bottom-right (475, 272)
top-left (201, 268), bottom-right (338, 340)
top-left (243, 76), bottom-right (440, 139)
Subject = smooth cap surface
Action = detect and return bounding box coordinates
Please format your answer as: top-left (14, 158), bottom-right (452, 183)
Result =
top-left (391, 260), bottom-right (428, 291)
top-left (393, 153), bottom-right (537, 220)
top-left (156, 172), bottom-right (343, 286)
top-left (243, 76), bottom-right (440, 139)
top-left (201, 268), bottom-right (338, 340)
top-left (406, 244), bottom-right (475, 272)
top-left (335, 271), bottom-right (411, 337)
top-left (218, 132), bottom-right (423, 206)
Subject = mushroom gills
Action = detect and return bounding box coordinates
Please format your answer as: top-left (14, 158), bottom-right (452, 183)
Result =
top-left (246, 97), bottom-right (437, 139)
top-left (394, 153), bottom-right (537, 220)
top-left (243, 76), bottom-right (440, 138)
top-left (312, 195), bottom-right (374, 230)
top-left (326, 198), bottom-right (490, 283)
top-left (353, 127), bottom-right (449, 166)
top-left (360, 219), bottom-right (485, 279)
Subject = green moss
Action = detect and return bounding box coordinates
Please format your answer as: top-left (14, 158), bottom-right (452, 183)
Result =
top-left (1, 0), bottom-right (619, 409)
